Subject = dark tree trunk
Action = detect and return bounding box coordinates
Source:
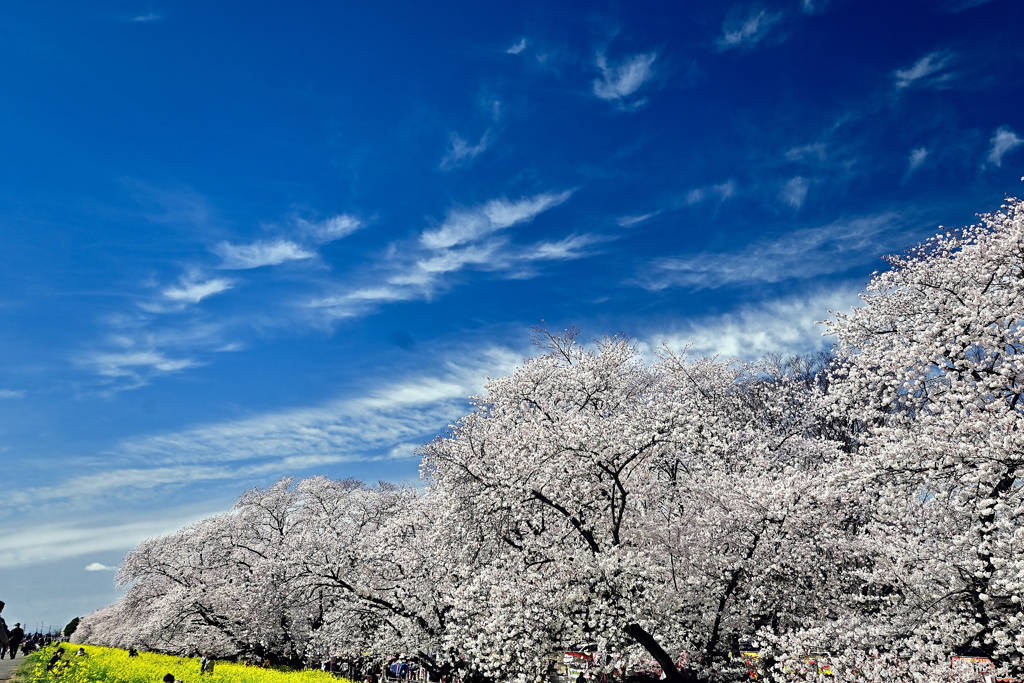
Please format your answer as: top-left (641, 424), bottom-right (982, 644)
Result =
top-left (413, 651), bottom-right (452, 680)
top-left (626, 623), bottom-right (684, 683)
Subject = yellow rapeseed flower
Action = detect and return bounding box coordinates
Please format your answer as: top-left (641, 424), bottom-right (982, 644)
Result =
top-left (21, 644), bottom-right (354, 683)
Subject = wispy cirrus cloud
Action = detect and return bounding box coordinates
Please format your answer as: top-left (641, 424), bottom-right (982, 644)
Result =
top-left (593, 52), bottom-right (657, 106)
top-left (298, 214), bottom-right (363, 243)
top-left (506, 38), bottom-right (527, 55)
top-left (215, 239), bottom-right (314, 269)
top-left (521, 233), bottom-right (613, 262)
top-left (162, 275), bottom-right (233, 304)
top-left (116, 353), bottom-right (517, 467)
top-left (79, 209), bottom-right (361, 390)
top-left (717, 8), bottom-right (784, 51)
top-left (987, 126), bottom-right (1022, 167)
top-left (440, 130), bottom-right (491, 170)
top-left (617, 213), bottom-right (658, 227)
top-left (79, 315), bottom-right (238, 392)
top-left (684, 180), bottom-right (737, 206)
top-left (307, 190), bottom-right (609, 320)
top-left (84, 349), bottom-right (200, 382)
top-left (0, 506), bottom-right (221, 568)
top-left (88, 185), bottom-right (574, 390)
top-left (10, 461), bottom-right (327, 511)
top-left (635, 212), bottom-right (902, 291)
top-left (894, 51), bottom-right (954, 89)
top-left (216, 214), bottom-right (361, 268)
top-left (0, 389), bottom-right (25, 399)
top-left (785, 143), bottom-right (827, 162)
top-left (780, 175), bottom-right (811, 208)
top-left (420, 192), bottom-right (572, 249)
top-left (907, 147), bottom-right (930, 174)
top-left (642, 287), bottom-right (860, 361)
top-left (6, 346), bottom-right (523, 522)
top-left (128, 11), bottom-right (162, 23)
top-left (617, 180), bottom-right (736, 230)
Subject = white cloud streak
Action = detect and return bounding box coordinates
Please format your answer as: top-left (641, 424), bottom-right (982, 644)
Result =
top-left (85, 562), bottom-right (117, 571)
top-left (85, 350), bottom-right (199, 380)
top-left (121, 346), bottom-right (520, 465)
top-left (785, 143), bottom-right (826, 162)
top-left (685, 189), bottom-right (705, 205)
top-left (215, 239), bottom-right (314, 269)
top-left (593, 52), bottom-right (657, 103)
top-left (6, 348), bottom-right (523, 521)
top-left (80, 317), bottom-right (237, 392)
top-left (440, 131), bottom-right (491, 170)
top-left (0, 507), bottom-right (221, 568)
top-left (617, 213), bottom-right (657, 227)
top-left (0, 389), bottom-right (25, 399)
top-left (685, 180), bottom-right (736, 206)
top-left (506, 38), bottom-right (527, 55)
top-left (643, 288), bottom-right (860, 361)
top-left (162, 276), bottom-right (233, 304)
top-left (637, 212), bottom-right (900, 291)
top-left (780, 175), bottom-right (810, 208)
top-left (298, 214), bottom-right (363, 243)
top-left (420, 192), bottom-right (573, 249)
top-left (987, 126), bottom-right (1023, 167)
top-left (84, 200), bottom-right (361, 389)
top-left (522, 233), bottom-right (613, 262)
top-left (308, 189), bottom-right (602, 320)
top-left (717, 9), bottom-right (784, 51)
top-left (907, 147), bottom-right (930, 173)
top-left (894, 52), bottom-right (954, 89)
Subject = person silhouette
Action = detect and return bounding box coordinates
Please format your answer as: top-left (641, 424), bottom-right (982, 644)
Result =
top-left (0, 601), bottom-right (9, 656)
top-left (9, 624), bottom-right (25, 659)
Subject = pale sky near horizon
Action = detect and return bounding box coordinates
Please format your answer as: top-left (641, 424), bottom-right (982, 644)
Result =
top-left (1, 0), bottom-right (1023, 632)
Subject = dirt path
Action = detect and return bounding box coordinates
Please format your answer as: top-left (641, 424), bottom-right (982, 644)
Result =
top-left (0, 656), bottom-right (23, 680)
top-left (0, 655), bottom-right (29, 679)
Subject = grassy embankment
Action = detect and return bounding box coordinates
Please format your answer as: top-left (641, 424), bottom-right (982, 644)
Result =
top-left (11, 644), bottom-right (352, 683)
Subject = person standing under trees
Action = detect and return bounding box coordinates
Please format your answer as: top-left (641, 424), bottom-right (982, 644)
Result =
top-left (200, 651), bottom-right (215, 675)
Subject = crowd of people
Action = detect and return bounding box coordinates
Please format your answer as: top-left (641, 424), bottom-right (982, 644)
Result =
top-left (0, 600), bottom-right (58, 660)
top-left (316, 654), bottom-right (438, 683)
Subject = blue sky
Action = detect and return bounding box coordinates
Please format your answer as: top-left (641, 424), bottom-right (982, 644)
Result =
top-left (1, 0), bottom-right (1023, 631)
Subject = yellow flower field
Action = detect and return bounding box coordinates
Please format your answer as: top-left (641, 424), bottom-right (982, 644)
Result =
top-left (18, 644), bottom-right (353, 683)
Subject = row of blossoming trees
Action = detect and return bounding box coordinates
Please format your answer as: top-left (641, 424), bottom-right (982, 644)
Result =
top-left (74, 198), bottom-right (1024, 682)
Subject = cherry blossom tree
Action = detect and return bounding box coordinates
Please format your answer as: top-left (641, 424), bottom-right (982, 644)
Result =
top-left (82, 476), bottom-right (488, 678)
top-left (820, 196), bottom-right (1024, 680)
top-left (267, 477), bottom-right (466, 678)
top-left (421, 328), bottom-right (856, 682)
top-left (89, 481), bottom-right (332, 664)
